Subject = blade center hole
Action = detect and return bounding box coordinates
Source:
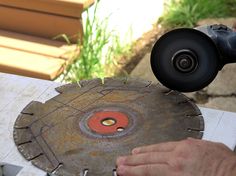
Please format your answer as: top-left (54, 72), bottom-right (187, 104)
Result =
top-left (101, 117), bottom-right (116, 126)
top-left (117, 127), bottom-right (124, 132)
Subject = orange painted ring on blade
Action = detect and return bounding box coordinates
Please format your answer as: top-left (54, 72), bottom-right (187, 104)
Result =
top-left (88, 111), bottom-right (129, 134)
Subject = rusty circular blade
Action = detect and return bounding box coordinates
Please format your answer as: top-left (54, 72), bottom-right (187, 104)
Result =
top-left (13, 78), bottom-right (204, 176)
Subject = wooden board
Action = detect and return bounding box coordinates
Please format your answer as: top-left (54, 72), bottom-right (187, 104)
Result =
top-left (0, 47), bottom-right (65, 80)
top-left (0, 29), bottom-right (79, 80)
top-left (0, 29), bottom-right (74, 60)
top-left (0, 0), bottom-right (94, 18)
top-left (0, 5), bottom-right (83, 43)
top-left (0, 0), bottom-right (90, 80)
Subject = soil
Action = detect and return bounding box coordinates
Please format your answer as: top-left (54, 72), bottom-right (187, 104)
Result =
top-left (116, 24), bottom-right (166, 76)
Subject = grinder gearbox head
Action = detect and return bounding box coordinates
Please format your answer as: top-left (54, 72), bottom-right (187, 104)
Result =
top-left (151, 28), bottom-right (220, 92)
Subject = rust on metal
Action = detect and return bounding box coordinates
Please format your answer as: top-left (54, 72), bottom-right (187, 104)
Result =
top-left (13, 77), bottom-right (204, 176)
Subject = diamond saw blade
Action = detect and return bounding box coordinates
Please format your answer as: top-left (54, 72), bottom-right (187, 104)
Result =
top-left (13, 78), bottom-right (204, 176)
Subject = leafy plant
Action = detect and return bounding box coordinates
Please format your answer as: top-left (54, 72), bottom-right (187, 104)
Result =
top-left (61, 1), bottom-right (132, 82)
top-left (160, 0), bottom-right (234, 28)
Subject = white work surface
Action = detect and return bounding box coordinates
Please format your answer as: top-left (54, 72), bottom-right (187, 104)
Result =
top-left (0, 73), bottom-right (236, 176)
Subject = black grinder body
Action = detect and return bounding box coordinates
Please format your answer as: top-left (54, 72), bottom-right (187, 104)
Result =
top-left (197, 24), bottom-right (236, 66)
top-left (151, 24), bottom-right (236, 92)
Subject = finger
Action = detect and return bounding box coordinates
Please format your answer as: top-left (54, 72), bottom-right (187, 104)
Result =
top-left (132, 141), bottom-right (178, 154)
top-left (117, 164), bottom-right (169, 176)
top-left (116, 152), bottom-right (170, 166)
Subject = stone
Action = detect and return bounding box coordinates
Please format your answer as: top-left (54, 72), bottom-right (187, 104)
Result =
top-left (206, 64), bottom-right (236, 95)
top-left (130, 53), bottom-right (159, 83)
top-left (183, 92), bottom-right (197, 100)
top-left (203, 97), bottom-right (236, 113)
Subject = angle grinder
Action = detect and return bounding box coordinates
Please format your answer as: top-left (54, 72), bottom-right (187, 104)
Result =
top-left (151, 24), bottom-right (236, 92)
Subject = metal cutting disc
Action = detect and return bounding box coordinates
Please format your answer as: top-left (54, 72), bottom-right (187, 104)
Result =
top-left (13, 78), bottom-right (204, 176)
top-left (151, 28), bottom-right (219, 92)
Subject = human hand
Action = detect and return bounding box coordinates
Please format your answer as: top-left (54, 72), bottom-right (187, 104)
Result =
top-left (116, 138), bottom-right (236, 176)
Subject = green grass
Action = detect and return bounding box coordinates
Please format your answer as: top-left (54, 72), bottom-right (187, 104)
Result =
top-left (60, 1), bottom-right (132, 82)
top-left (159, 0), bottom-right (236, 28)
top-left (227, 0), bottom-right (236, 15)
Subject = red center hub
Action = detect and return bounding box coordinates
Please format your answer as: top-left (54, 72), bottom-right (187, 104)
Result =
top-left (88, 111), bottom-right (129, 134)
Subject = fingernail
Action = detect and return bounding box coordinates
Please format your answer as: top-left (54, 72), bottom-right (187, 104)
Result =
top-left (132, 148), bottom-right (139, 154)
top-left (117, 165), bottom-right (126, 175)
top-left (117, 156), bottom-right (126, 165)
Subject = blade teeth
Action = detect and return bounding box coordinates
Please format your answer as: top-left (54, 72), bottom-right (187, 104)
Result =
top-left (164, 89), bottom-right (174, 95)
top-left (178, 99), bottom-right (190, 104)
top-left (51, 163), bottom-right (64, 174)
top-left (113, 169), bottom-right (117, 176)
top-left (82, 169), bottom-right (88, 176)
top-left (187, 128), bottom-right (203, 132)
top-left (79, 168), bottom-right (117, 176)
